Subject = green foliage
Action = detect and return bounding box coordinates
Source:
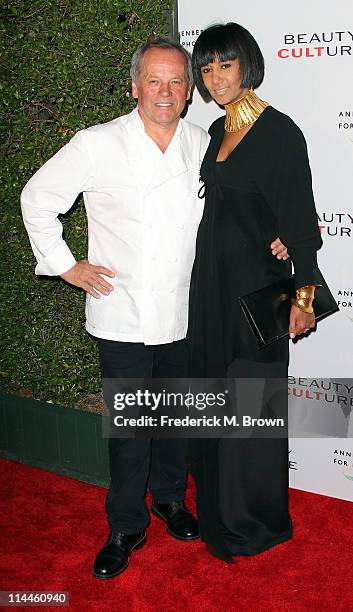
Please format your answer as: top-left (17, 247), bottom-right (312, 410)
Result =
top-left (0, 0), bottom-right (172, 406)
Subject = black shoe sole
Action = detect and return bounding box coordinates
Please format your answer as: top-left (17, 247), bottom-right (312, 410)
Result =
top-left (151, 505), bottom-right (200, 541)
top-left (93, 533), bottom-right (147, 579)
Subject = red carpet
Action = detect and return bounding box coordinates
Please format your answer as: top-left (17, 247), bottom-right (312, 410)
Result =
top-left (1, 457), bottom-right (352, 612)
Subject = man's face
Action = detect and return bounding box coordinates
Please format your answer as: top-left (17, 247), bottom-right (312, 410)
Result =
top-left (132, 47), bottom-right (191, 131)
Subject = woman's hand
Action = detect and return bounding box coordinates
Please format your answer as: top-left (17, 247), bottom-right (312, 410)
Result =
top-left (289, 304), bottom-right (315, 339)
top-left (271, 238), bottom-right (289, 261)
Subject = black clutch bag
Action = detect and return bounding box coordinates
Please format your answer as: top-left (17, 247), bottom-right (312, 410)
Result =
top-left (238, 269), bottom-right (339, 348)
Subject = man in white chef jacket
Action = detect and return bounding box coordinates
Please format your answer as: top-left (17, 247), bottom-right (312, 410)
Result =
top-left (21, 37), bottom-right (207, 579)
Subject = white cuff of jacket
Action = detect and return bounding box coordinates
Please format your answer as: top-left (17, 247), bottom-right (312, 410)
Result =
top-left (35, 241), bottom-right (77, 276)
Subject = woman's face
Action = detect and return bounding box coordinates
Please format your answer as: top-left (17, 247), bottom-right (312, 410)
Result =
top-left (200, 57), bottom-right (248, 105)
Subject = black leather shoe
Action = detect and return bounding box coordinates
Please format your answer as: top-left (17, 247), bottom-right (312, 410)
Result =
top-left (151, 500), bottom-right (199, 541)
top-left (93, 530), bottom-right (146, 579)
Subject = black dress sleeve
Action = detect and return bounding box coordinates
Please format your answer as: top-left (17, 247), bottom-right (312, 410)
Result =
top-left (257, 115), bottom-right (323, 289)
top-left (208, 117), bottom-right (223, 137)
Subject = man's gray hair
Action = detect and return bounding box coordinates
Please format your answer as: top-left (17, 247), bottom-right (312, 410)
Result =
top-left (130, 36), bottom-right (193, 86)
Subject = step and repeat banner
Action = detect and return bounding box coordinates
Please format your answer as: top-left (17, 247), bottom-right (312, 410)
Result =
top-left (178, 0), bottom-right (353, 501)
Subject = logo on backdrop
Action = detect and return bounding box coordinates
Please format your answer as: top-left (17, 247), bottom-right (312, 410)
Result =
top-left (289, 379), bottom-right (353, 439)
top-left (288, 378), bottom-right (353, 406)
top-left (338, 110), bottom-right (353, 132)
top-left (336, 289), bottom-right (353, 318)
top-left (277, 30), bottom-right (353, 59)
top-left (179, 28), bottom-right (203, 48)
top-left (332, 449), bottom-right (353, 482)
top-left (317, 212), bottom-right (353, 239)
top-left (288, 449), bottom-right (298, 471)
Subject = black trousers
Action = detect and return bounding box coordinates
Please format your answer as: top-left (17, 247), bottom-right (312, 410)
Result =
top-left (96, 337), bottom-right (189, 534)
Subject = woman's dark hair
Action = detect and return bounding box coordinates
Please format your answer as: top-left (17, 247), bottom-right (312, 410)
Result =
top-left (192, 23), bottom-right (265, 101)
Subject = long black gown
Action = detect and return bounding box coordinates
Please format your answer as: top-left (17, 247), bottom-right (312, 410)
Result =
top-left (188, 106), bottom-right (322, 559)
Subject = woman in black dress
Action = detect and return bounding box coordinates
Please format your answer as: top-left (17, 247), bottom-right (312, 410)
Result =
top-left (188, 23), bottom-right (323, 563)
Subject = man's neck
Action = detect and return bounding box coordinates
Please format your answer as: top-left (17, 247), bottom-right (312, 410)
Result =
top-left (138, 109), bottom-right (180, 153)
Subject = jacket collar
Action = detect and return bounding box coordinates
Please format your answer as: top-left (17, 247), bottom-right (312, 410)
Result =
top-left (127, 108), bottom-right (193, 190)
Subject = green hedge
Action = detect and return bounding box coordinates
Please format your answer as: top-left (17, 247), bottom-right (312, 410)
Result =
top-left (0, 0), bottom-right (173, 407)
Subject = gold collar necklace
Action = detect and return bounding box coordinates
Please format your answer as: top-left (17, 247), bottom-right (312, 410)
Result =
top-left (224, 88), bottom-right (269, 132)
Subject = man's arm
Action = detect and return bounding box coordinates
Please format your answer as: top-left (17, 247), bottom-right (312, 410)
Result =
top-left (21, 131), bottom-right (114, 297)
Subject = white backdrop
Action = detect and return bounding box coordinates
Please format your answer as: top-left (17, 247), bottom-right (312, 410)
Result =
top-left (178, 0), bottom-right (353, 501)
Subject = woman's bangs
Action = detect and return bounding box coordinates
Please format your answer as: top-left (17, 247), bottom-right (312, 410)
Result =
top-left (197, 45), bottom-right (238, 68)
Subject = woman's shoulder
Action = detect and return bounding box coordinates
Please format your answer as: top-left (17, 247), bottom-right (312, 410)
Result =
top-left (262, 106), bottom-right (306, 144)
top-left (208, 115), bottom-right (224, 136)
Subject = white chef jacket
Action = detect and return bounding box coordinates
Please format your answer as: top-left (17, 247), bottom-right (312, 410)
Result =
top-left (21, 108), bottom-right (210, 344)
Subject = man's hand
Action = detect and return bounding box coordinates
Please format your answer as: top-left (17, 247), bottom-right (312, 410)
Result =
top-left (60, 260), bottom-right (115, 298)
top-left (271, 238), bottom-right (289, 261)
top-left (289, 304), bottom-right (315, 339)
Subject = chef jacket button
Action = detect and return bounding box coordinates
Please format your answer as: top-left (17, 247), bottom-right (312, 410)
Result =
top-left (151, 255), bottom-right (156, 261)
top-left (173, 257), bottom-right (178, 263)
top-left (180, 225), bottom-right (185, 230)
top-left (169, 288), bottom-right (175, 293)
